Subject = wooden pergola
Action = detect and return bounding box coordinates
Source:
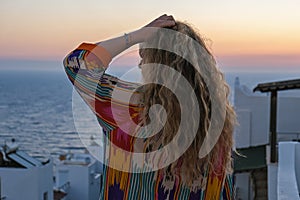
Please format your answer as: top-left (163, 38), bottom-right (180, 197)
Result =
top-left (253, 78), bottom-right (300, 163)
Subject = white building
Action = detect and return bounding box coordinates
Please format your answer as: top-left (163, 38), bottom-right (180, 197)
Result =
top-left (54, 151), bottom-right (102, 200)
top-left (0, 141), bottom-right (53, 200)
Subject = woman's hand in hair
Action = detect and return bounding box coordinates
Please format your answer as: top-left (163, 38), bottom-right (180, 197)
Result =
top-left (144, 14), bottom-right (176, 28)
top-left (133, 14), bottom-right (176, 43)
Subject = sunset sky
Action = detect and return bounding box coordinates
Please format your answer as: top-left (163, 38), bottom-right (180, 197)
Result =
top-left (1, 0), bottom-right (300, 70)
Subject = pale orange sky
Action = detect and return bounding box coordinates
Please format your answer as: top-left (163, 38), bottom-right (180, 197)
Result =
top-left (0, 0), bottom-right (300, 69)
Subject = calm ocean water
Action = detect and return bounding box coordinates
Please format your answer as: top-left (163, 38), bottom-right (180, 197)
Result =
top-left (0, 66), bottom-right (300, 160)
top-left (0, 69), bottom-right (87, 160)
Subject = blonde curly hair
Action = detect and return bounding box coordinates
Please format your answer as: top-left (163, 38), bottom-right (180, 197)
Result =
top-left (137, 21), bottom-right (236, 188)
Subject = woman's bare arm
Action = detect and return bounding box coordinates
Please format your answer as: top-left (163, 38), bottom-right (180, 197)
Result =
top-left (96, 14), bottom-right (176, 58)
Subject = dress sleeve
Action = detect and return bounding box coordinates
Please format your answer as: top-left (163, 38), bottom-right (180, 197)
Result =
top-left (63, 43), bottom-right (112, 82)
top-left (63, 43), bottom-right (112, 113)
top-left (63, 42), bottom-right (143, 136)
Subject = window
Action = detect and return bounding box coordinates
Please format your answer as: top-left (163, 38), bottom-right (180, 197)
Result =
top-left (43, 192), bottom-right (48, 200)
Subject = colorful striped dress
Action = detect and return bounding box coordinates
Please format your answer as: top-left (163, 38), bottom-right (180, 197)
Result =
top-left (63, 43), bottom-right (235, 200)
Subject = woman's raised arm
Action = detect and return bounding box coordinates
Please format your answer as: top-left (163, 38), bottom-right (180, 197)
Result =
top-left (63, 14), bottom-right (175, 72)
top-left (97, 14), bottom-right (176, 58)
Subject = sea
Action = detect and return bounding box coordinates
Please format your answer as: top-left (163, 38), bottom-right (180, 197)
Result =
top-left (0, 61), bottom-right (300, 160)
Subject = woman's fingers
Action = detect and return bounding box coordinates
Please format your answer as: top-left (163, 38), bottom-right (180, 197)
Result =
top-left (158, 19), bottom-right (176, 27)
top-left (157, 14), bottom-right (175, 25)
top-left (138, 14), bottom-right (176, 42)
top-left (145, 14), bottom-right (176, 28)
top-left (158, 14), bottom-right (170, 20)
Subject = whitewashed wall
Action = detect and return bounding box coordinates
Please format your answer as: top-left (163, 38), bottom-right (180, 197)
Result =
top-left (0, 161), bottom-right (53, 200)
